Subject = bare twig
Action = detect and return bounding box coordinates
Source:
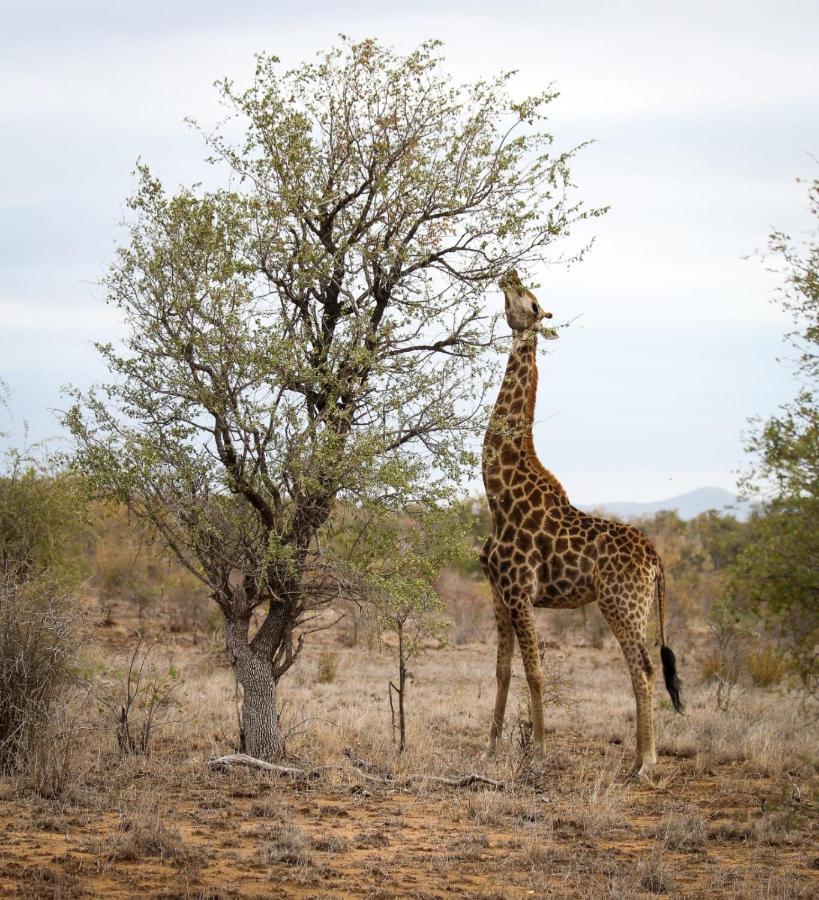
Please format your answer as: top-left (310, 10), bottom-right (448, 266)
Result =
top-left (207, 753), bottom-right (320, 778)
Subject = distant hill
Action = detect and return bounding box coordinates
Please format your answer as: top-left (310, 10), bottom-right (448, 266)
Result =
top-left (584, 486), bottom-right (751, 521)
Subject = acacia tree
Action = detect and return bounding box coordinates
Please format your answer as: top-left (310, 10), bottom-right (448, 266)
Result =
top-left (66, 38), bottom-right (599, 759)
top-left (731, 177), bottom-right (819, 696)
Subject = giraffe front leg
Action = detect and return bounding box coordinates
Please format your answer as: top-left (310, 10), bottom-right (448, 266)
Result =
top-left (509, 600), bottom-right (545, 761)
top-left (487, 588), bottom-right (514, 754)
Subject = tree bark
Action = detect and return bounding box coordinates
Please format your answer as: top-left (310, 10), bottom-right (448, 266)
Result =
top-left (235, 653), bottom-right (282, 761)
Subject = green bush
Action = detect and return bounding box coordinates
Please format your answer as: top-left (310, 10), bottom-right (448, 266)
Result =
top-left (0, 448), bottom-right (89, 582)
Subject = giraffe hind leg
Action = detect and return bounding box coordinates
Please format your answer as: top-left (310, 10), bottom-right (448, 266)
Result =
top-left (598, 591), bottom-right (657, 778)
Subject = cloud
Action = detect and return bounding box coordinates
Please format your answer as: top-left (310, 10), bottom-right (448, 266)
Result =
top-left (1, 0), bottom-right (816, 499)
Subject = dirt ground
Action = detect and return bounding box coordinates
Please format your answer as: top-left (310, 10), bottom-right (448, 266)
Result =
top-left (1, 599), bottom-right (817, 898)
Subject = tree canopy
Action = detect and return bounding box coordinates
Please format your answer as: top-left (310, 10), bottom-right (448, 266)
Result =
top-left (731, 177), bottom-right (819, 695)
top-left (65, 37), bottom-right (600, 756)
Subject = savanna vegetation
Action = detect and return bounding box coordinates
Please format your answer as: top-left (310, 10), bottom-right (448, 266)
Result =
top-left (1, 433), bottom-right (816, 895)
top-left (0, 41), bottom-right (816, 900)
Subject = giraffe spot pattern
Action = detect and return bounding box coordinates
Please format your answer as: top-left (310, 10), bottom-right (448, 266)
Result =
top-left (480, 322), bottom-right (676, 773)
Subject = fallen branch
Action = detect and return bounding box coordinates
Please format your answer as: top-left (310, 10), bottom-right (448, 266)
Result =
top-left (346, 761), bottom-right (506, 791)
top-left (207, 753), bottom-right (320, 779)
top-left (351, 766), bottom-right (392, 784)
top-left (403, 772), bottom-right (505, 789)
top-left (208, 752), bottom-right (507, 791)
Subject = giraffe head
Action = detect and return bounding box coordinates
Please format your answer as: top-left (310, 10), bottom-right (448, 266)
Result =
top-left (499, 270), bottom-right (558, 339)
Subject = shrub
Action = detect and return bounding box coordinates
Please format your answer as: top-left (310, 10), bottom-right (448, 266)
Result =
top-left (106, 804), bottom-right (204, 869)
top-left (0, 451), bottom-right (88, 581)
top-left (703, 603), bottom-right (750, 710)
top-left (0, 573), bottom-right (77, 773)
top-left (656, 812), bottom-right (707, 850)
top-left (746, 643), bottom-right (787, 688)
top-left (255, 822), bottom-right (314, 867)
top-left (513, 637), bottom-right (576, 760)
top-left (91, 505), bottom-right (206, 631)
top-left (317, 651), bottom-right (338, 684)
top-left (583, 604), bottom-right (609, 650)
top-left (439, 569), bottom-right (492, 646)
top-left (97, 638), bottom-right (184, 756)
top-left (638, 844), bottom-right (676, 895)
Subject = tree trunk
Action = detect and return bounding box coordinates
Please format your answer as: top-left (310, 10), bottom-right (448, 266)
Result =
top-left (235, 654), bottom-right (282, 761)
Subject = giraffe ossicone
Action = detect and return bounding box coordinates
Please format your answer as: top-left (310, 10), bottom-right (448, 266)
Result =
top-left (480, 271), bottom-right (683, 779)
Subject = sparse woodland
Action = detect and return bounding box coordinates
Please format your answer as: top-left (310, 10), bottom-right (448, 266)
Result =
top-left (0, 39), bottom-right (817, 900)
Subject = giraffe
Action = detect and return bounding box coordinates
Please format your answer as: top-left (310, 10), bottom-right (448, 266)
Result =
top-left (480, 270), bottom-right (683, 779)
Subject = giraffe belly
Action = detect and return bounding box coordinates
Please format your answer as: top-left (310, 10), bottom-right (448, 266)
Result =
top-left (534, 577), bottom-right (596, 610)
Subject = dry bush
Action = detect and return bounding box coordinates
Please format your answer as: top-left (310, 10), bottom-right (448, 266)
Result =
top-left (547, 608), bottom-right (581, 643)
top-left (314, 833), bottom-right (352, 853)
top-left (255, 822), bottom-right (314, 867)
top-left (709, 806), bottom-right (808, 848)
top-left (438, 569), bottom-right (492, 645)
top-left (97, 638), bottom-right (184, 756)
top-left (447, 832), bottom-right (490, 862)
top-left (23, 690), bottom-right (95, 801)
top-left (91, 505), bottom-right (207, 631)
top-left (703, 604), bottom-right (750, 710)
top-left (336, 598), bottom-right (377, 649)
top-left (249, 797), bottom-right (286, 819)
top-left (637, 843), bottom-right (676, 895)
top-left (746, 644), bottom-right (787, 687)
top-left (559, 768), bottom-right (627, 840)
top-left (464, 791), bottom-right (540, 827)
top-left (104, 803), bottom-right (204, 869)
top-left (708, 817), bottom-right (756, 842)
top-left (513, 834), bottom-right (565, 872)
top-left (656, 684), bottom-right (815, 777)
top-left (512, 638), bottom-right (576, 760)
top-left (582, 604), bottom-right (609, 649)
top-left (93, 533), bottom-right (156, 628)
top-left (655, 810), bottom-right (707, 850)
top-left (167, 592), bottom-right (210, 635)
top-left (5, 864), bottom-right (81, 896)
top-left (317, 651), bottom-right (338, 684)
top-left (0, 573), bottom-right (77, 774)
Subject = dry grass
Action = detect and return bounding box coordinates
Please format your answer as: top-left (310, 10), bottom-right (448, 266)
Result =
top-left (655, 810), bottom-right (708, 850)
top-left (99, 798), bottom-right (206, 870)
top-left (316, 650), bottom-right (338, 684)
top-left (747, 644), bottom-right (788, 687)
top-left (0, 600), bottom-right (816, 897)
top-left (637, 843), bottom-right (677, 895)
top-left (255, 822), bottom-right (314, 867)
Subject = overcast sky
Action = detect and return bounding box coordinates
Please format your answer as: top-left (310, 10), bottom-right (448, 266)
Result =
top-left (1, 0), bottom-right (817, 503)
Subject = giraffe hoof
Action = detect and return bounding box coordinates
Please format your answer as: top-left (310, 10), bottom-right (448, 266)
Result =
top-left (521, 750), bottom-right (546, 778)
top-left (626, 763), bottom-right (654, 783)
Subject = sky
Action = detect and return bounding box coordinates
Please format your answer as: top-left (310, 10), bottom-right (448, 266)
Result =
top-left (1, 0), bottom-right (817, 504)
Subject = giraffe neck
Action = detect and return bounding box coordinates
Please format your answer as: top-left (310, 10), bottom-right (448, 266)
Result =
top-left (482, 331), bottom-right (567, 502)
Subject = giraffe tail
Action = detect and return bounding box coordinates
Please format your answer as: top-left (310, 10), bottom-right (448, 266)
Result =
top-left (656, 562), bottom-right (684, 714)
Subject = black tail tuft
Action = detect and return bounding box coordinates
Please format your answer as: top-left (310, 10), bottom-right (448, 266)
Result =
top-left (660, 644), bottom-right (684, 714)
